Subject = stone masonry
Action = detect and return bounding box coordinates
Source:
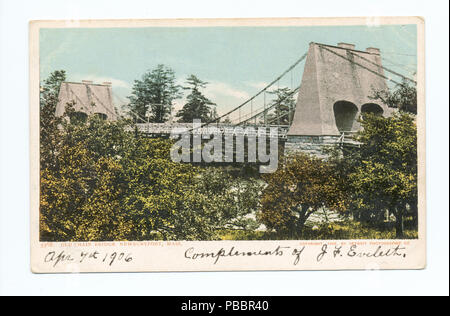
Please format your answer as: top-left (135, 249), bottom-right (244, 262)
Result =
top-left (286, 42), bottom-right (391, 156)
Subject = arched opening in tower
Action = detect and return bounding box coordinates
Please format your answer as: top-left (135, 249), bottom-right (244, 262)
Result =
top-left (69, 111), bottom-right (88, 124)
top-left (94, 113), bottom-right (108, 120)
top-left (333, 101), bottom-right (358, 133)
top-left (361, 103), bottom-right (384, 116)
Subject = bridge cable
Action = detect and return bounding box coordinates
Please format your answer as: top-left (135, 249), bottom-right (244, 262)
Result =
top-left (190, 51), bottom-right (308, 131)
top-left (381, 56), bottom-right (417, 74)
top-left (68, 87), bottom-right (119, 121)
top-left (237, 86), bottom-right (300, 126)
top-left (381, 52), bottom-right (416, 57)
top-left (263, 90), bottom-right (266, 125)
top-left (318, 45), bottom-right (403, 86)
top-left (112, 91), bottom-right (148, 123)
top-left (349, 51), bottom-right (417, 84)
top-left (268, 111), bottom-right (290, 125)
top-left (89, 89), bottom-right (120, 119)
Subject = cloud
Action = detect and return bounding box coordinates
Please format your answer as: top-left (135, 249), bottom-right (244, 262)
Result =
top-left (205, 81), bottom-right (250, 101)
top-left (245, 81), bottom-right (270, 90)
top-left (245, 81), bottom-right (292, 92)
top-left (172, 77), bottom-right (252, 118)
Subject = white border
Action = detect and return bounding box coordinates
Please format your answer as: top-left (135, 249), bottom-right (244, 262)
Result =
top-left (29, 17), bottom-right (427, 274)
top-left (1, 0), bottom-right (448, 296)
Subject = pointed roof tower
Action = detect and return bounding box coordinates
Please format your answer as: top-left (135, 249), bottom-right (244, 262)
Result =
top-left (55, 81), bottom-right (118, 121)
top-left (288, 42), bottom-right (390, 136)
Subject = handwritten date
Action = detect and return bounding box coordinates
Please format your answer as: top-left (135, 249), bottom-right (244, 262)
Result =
top-left (45, 251), bottom-right (133, 268)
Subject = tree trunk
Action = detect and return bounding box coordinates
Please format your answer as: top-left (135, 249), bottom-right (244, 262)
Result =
top-left (394, 207), bottom-right (405, 239)
top-left (297, 205), bottom-right (310, 238)
top-left (409, 201), bottom-right (418, 230)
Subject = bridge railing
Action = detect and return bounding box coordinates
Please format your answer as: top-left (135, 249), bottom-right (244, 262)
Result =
top-left (336, 131), bottom-right (360, 147)
top-left (134, 123), bottom-right (290, 139)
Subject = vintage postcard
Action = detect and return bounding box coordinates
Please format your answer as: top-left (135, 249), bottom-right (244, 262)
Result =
top-left (30, 17), bottom-right (426, 273)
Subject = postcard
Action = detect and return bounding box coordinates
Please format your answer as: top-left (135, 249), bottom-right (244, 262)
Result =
top-left (30, 17), bottom-right (426, 273)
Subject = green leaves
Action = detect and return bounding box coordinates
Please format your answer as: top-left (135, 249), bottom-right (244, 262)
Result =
top-left (370, 79), bottom-right (417, 114)
top-left (39, 69), bottom-right (419, 242)
top-left (352, 112), bottom-right (417, 202)
top-left (176, 75), bottom-right (217, 123)
top-left (40, 85), bottom-right (261, 241)
top-left (128, 65), bottom-right (182, 123)
top-left (259, 153), bottom-right (349, 238)
top-left (40, 70), bottom-right (66, 170)
top-left (348, 112), bottom-right (418, 238)
top-left (266, 87), bottom-right (296, 125)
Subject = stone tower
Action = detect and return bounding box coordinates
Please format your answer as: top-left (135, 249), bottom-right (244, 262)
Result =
top-left (286, 42), bottom-right (391, 155)
top-left (55, 80), bottom-right (118, 121)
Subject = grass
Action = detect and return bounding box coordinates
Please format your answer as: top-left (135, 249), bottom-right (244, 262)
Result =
top-left (218, 220), bottom-right (418, 240)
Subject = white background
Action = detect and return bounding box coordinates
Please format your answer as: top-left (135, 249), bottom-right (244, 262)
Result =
top-left (0, 0), bottom-right (448, 296)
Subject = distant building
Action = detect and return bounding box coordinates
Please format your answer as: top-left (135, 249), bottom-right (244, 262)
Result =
top-left (55, 80), bottom-right (118, 121)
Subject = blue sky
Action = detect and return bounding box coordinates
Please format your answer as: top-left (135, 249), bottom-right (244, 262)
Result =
top-left (40, 24), bottom-right (417, 119)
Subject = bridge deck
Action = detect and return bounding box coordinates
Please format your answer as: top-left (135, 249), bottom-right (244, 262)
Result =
top-left (134, 123), bottom-right (360, 147)
top-left (135, 123), bottom-right (291, 139)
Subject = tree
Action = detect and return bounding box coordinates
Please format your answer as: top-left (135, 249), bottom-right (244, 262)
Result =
top-left (194, 168), bottom-right (263, 232)
top-left (221, 116), bottom-right (232, 124)
top-left (40, 112), bottom-right (138, 241)
top-left (176, 75), bottom-right (217, 123)
top-left (128, 64), bottom-right (182, 123)
top-left (40, 109), bottom-right (217, 241)
top-left (266, 87), bottom-right (296, 125)
top-left (40, 70), bottom-right (66, 170)
top-left (40, 140), bottom-right (133, 241)
top-left (40, 100), bottom-right (263, 241)
top-left (370, 79), bottom-right (417, 114)
top-left (258, 153), bottom-right (349, 238)
top-left (349, 112), bottom-right (417, 238)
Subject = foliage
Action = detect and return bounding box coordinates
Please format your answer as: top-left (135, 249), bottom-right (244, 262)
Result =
top-left (40, 111), bottom-right (220, 241)
top-left (221, 116), bottom-right (232, 124)
top-left (40, 71), bottom-right (262, 241)
top-left (40, 118), bottom-right (264, 241)
top-left (195, 168), bottom-right (263, 231)
top-left (266, 87), bottom-right (296, 125)
top-left (41, 112), bottom-right (135, 241)
top-left (39, 69), bottom-right (419, 242)
top-left (370, 79), bottom-right (417, 114)
top-left (258, 153), bottom-right (349, 238)
top-left (128, 64), bottom-right (182, 123)
top-left (40, 140), bottom-right (133, 241)
top-left (40, 70), bottom-right (66, 170)
top-left (118, 137), bottom-right (215, 240)
top-left (349, 112), bottom-right (418, 238)
top-left (176, 75), bottom-right (217, 123)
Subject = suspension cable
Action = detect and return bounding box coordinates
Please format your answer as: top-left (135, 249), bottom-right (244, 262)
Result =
top-left (318, 45), bottom-right (403, 86)
top-left (112, 91), bottom-right (148, 123)
top-left (381, 56), bottom-right (417, 74)
top-left (349, 51), bottom-right (417, 84)
top-left (191, 51), bottom-right (308, 130)
top-left (237, 86), bottom-right (300, 126)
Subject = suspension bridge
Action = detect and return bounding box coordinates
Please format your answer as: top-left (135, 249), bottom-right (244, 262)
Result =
top-left (56, 42), bottom-right (416, 152)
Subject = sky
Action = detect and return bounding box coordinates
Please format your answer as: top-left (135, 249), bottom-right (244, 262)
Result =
top-left (40, 24), bottom-right (417, 120)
